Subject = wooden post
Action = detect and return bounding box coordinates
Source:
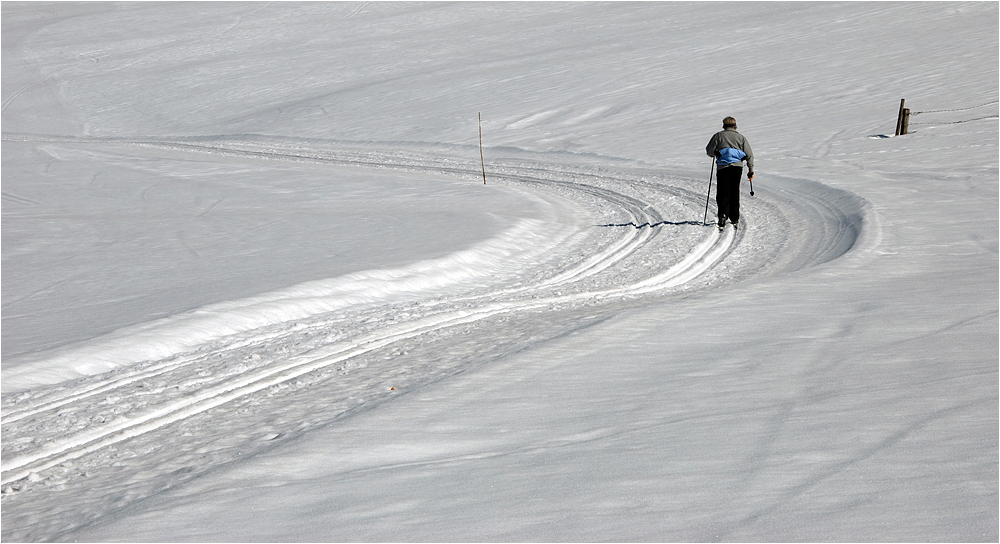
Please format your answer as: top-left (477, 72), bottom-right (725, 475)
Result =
top-left (895, 98), bottom-right (906, 136)
top-left (901, 108), bottom-right (910, 135)
top-left (479, 112), bottom-right (487, 185)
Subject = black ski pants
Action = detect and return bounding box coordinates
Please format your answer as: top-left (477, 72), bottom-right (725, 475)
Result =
top-left (716, 165), bottom-right (742, 223)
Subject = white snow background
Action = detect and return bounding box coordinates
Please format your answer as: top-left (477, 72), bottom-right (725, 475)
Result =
top-left (2, 1), bottom-right (997, 541)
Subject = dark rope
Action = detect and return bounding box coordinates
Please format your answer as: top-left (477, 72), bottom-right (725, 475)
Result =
top-left (910, 114), bottom-right (998, 126)
top-left (911, 100), bottom-right (999, 115)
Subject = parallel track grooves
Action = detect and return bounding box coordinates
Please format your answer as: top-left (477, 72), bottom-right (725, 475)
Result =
top-left (2, 139), bottom-right (734, 485)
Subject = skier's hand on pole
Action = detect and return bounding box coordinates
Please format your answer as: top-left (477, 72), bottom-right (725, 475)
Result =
top-left (747, 171), bottom-right (755, 196)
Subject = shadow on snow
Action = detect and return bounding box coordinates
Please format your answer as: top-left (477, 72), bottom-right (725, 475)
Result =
top-left (598, 220), bottom-right (708, 228)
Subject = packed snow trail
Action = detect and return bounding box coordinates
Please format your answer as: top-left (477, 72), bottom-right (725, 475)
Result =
top-left (1, 140), bottom-right (747, 485)
top-left (0, 140), bottom-right (871, 542)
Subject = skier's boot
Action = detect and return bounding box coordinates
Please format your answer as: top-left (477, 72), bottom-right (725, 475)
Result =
top-left (717, 214), bottom-right (726, 231)
top-left (732, 220), bottom-right (739, 231)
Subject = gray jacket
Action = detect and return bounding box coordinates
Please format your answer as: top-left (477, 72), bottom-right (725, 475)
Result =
top-left (706, 128), bottom-right (754, 171)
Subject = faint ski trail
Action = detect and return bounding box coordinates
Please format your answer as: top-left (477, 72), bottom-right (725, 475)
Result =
top-left (1, 139), bottom-right (871, 496)
top-left (0, 140), bottom-right (728, 485)
top-left (1, 224), bottom-right (731, 484)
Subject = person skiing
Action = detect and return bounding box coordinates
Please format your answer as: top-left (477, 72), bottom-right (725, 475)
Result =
top-left (706, 116), bottom-right (753, 231)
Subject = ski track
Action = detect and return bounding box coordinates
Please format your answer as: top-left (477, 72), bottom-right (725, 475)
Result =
top-left (0, 137), bottom-right (865, 510)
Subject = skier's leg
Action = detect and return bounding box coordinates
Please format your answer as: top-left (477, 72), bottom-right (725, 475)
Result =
top-left (716, 166), bottom-right (740, 225)
top-left (729, 168), bottom-right (742, 224)
top-left (715, 169), bottom-right (727, 224)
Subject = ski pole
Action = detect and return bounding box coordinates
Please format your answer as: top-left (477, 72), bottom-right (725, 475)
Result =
top-left (748, 173), bottom-right (754, 196)
top-left (479, 113), bottom-right (487, 185)
top-left (702, 159), bottom-right (714, 226)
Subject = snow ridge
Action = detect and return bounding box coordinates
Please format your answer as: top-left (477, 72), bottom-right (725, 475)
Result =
top-left (0, 216), bottom-right (566, 394)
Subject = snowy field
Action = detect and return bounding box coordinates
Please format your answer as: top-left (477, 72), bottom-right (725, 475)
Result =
top-left (2, 1), bottom-right (997, 541)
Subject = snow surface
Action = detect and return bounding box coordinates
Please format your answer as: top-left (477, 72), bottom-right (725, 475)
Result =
top-left (2, 1), bottom-right (997, 541)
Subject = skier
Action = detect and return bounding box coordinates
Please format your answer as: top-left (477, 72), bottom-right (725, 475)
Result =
top-left (706, 116), bottom-right (753, 231)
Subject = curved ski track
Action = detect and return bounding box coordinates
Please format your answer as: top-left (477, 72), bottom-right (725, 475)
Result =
top-left (0, 138), bottom-right (748, 487)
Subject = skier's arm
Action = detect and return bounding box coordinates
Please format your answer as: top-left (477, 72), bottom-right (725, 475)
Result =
top-left (743, 138), bottom-right (754, 172)
top-left (706, 134), bottom-right (718, 158)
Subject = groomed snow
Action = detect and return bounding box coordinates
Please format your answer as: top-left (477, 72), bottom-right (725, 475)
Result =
top-left (2, 2), bottom-right (997, 541)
